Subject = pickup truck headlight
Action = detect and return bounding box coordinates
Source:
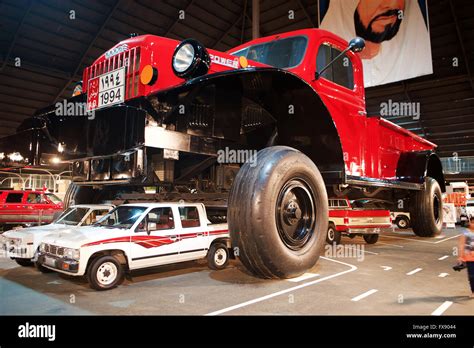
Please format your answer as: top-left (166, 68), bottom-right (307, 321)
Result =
top-left (39, 243), bottom-right (46, 253)
top-left (172, 39), bottom-right (210, 79)
top-left (64, 248), bottom-right (80, 260)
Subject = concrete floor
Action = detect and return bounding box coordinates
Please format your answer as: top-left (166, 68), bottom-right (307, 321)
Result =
top-left (1, 226), bottom-right (473, 316)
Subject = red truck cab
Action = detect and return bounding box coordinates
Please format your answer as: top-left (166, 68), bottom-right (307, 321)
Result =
top-left (0, 190), bottom-right (63, 229)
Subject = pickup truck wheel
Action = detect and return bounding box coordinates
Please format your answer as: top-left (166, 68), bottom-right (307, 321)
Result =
top-left (326, 223), bottom-right (341, 245)
top-left (15, 258), bottom-right (33, 267)
top-left (207, 243), bottom-right (229, 270)
top-left (35, 261), bottom-right (53, 273)
top-left (87, 256), bottom-right (124, 291)
top-left (228, 146), bottom-right (328, 279)
top-left (363, 234), bottom-right (379, 244)
top-left (410, 177), bottom-right (443, 237)
top-left (395, 216), bottom-right (410, 229)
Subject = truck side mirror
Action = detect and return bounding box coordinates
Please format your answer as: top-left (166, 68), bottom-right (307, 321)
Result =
top-left (107, 218), bottom-right (115, 225)
top-left (147, 222), bottom-right (157, 233)
top-left (348, 37), bottom-right (365, 53)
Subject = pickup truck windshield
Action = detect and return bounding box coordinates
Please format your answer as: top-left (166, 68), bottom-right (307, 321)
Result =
top-left (46, 193), bottom-right (62, 204)
top-left (95, 206), bottom-right (147, 229)
top-left (231, 36), bottom-right (307, 68)
top-left (55, 207), bottom-right (89, 225)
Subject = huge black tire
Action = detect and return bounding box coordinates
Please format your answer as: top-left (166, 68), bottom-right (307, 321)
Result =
top-left (395, 216), bottom-right (410, 229)
top-left (87, 255), bottom-right (124, 291)
top-left (409, 177), bottom-right (443, 237)
top-left (326, 222), bottom-right (341, 245)
top-left (228, 146), bottom-right (328, 279)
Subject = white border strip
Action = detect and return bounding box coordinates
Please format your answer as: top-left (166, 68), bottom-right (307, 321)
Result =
top-left (406, 268), bottom-right (423, 276)
top-left (205, 257), bottom-right (358, 316)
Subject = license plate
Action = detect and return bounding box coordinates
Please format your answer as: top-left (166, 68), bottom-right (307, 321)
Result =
top-left (44, 256), bottom-right (56, 268)
top-left (87, 67), bottom-right (125, 111)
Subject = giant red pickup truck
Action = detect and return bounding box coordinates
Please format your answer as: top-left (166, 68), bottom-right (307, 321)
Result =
top-left (0, 28), bottom-right (445, 279)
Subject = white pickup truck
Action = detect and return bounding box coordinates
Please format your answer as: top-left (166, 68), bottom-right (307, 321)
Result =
top-left (38, 202), bottom-right (230, 290)
top-left (1, 204), bottom-right (114, 266)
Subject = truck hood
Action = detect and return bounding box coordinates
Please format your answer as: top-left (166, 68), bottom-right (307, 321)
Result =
top-left (41, 226), bottom-right (126, 249)
top-left (3, 224), bottom-right (80, 243)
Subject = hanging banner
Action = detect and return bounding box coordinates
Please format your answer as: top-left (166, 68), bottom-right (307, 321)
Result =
top-left (318, 0), bottom-right (433, 87)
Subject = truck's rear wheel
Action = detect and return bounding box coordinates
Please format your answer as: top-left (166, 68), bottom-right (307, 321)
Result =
top-left (326, 223), bottom-right (341, 245)
top-left (207, 242), bottom-right (229, 270)
top-left (228, 146), bottom-right (328, 279)
top-left (87, 255), bottom-right (124, 291)
top-left (363, 234), bottom-right (379, 244)
top-left (410, 177), bottom-right (443, 237)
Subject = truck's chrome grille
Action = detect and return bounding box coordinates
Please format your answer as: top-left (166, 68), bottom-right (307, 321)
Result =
top-left (44, 244), bottom-right (64, 257)
top-left (84, 47), bottom-right (141, 99)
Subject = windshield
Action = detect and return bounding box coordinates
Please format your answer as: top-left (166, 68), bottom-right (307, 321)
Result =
top-left (55, 207), bottom-right (89, 225)
top-left (95, 206), bottom-right (147, 229)
top-left (231, 36), bottom-right (307, 69)
top-left (46, 193), bottom-right (62, 204)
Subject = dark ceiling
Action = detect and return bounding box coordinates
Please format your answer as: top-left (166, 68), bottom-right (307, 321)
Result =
top-left (0, 0), bottom-right (473, 181)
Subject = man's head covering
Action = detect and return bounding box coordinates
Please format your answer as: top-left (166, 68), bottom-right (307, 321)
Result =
top-left (320, 0), bottom-right (433, 87)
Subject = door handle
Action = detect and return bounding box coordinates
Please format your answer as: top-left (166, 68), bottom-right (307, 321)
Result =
top-left (196, 232), bottom-right (204, 236)
top-left (169, 235), bottom-right (178, 241)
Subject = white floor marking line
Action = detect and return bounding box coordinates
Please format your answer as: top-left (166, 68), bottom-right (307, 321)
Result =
top-left (205, 257), bottom-right (358, 316)
top-left (381, 266), bottom-right (392, 271)
top-left (434, 234), bottom-right (462, 244)
top-left (406, 268), bottom-right (423, 275)
top-left (438, 273), bottom-right (449, 278)
top-left (347, 245), bottom-right (379, 255)
top-left (376, 242), bottom-right (404, 248)
top-left (438, 255), bottom-right (449, 261)
top-left (351, 289), bottom-right (378, 302)
top-left (381, 234), bottom-right (461, 245)
top-left (431, 301), bottom-right (453, 316)
top-left (286, 273), bottom-right (320, 283)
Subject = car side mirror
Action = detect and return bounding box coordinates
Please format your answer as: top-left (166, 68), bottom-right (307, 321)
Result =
top-left (147, 222), bottom-right (157, 233)
top-left (348, 37), bottom-right (365, 53)
top-left (107, 218), bottom-right (115, 225)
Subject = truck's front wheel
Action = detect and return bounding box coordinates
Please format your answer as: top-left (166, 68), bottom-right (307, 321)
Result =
top-left (228, 146), bottom-right (328, 279)
top-left (87, 256), bottom-right (124, 291)
top-left (410, 177), bottom-right (443, 237)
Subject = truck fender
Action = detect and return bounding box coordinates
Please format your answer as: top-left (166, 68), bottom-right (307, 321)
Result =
top-left (396, 151), bottom-right (446, 192)
top-left (154, 68), bottom-right (346, 185)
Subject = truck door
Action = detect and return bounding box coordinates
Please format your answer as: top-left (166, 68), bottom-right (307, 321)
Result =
top-left (129, 207), bottom-right (180, 269)
top-left (176, 205), bottom-right (209, 261)
top-left (25, 192), bottom-right (43, 224)
top-left (1, 192), bottom-right (26, 224)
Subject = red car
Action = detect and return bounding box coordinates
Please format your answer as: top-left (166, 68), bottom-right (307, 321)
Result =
top-left (0, 190), bottom-right (63, 229)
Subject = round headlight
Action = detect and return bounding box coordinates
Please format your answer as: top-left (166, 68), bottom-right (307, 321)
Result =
top-left (172, 39), bottom-right (210, 79)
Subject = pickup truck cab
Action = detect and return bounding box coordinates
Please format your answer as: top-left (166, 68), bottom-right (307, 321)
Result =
top-left (1, 204), bottom-right (114, 266)
top-left (326, 198), bottom-right (392, 245)
top-left (0, 190), bottom-right (63, 229)
top-left (38, 203), bottom-right (230, 290)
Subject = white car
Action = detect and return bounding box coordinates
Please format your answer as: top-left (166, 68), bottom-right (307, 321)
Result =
top-left (1, 204), bottom-right (114, 267)
top-left (467, 200), bottom-right (474, 220)
top-left (38, 203), bottom-right (230, 290)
